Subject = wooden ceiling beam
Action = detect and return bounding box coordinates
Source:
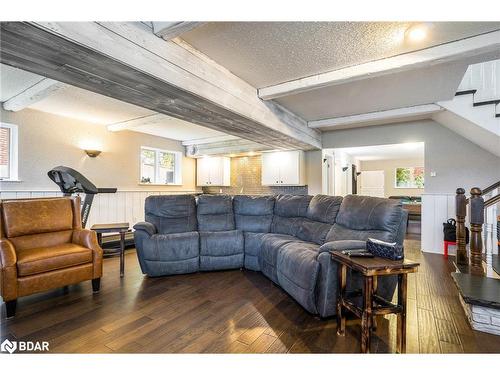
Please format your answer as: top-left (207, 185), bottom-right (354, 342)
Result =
top-left (152, 22), bottom-right (205, 40)
top-left (0, 22), bottom-right (320, 150)
top-left (259, 30), bottom-right (500, 100)
top-left (2, 77), bottom-right (65, 111)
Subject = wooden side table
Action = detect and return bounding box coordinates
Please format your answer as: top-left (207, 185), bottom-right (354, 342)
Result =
top-left (91, 223), bottom-right (129, 277)
top-left (330, 251), bottom-right (419, 353)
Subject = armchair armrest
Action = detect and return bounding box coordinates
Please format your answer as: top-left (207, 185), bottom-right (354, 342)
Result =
top-left (133, 222), bottom-right (157, 236)
top-left (319, 240), bottom-right (367, 253)
top-left (72, 229), bottom-right (103, 279)
top-left (0, 239), bottom-right (18, 301)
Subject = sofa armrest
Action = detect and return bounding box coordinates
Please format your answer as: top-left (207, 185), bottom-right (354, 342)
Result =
top-left (72, 229), bottom-right (103, 279)
top-left (133, 222), bottom-right (157, 236)
top-left (0, 239), bottom-right (18, 301)
top-left (319, 240), bottom-right (366, 253)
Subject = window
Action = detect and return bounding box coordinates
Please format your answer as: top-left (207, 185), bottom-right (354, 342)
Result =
top-left (140, 147), bottom-right (182, 185)
top-left (0, 123), bottom-right (19, 181)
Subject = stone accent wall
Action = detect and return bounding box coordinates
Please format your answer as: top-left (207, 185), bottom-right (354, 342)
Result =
top-left (202, 155), bottom-right (308, 196)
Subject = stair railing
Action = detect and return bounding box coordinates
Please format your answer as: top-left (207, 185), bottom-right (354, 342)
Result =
top-left (455, 180), bottom-right (500, 275)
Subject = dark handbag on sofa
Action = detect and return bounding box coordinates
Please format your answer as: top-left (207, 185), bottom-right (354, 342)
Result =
top-left (366, 238), bottom-right (404, 260)
top-left (443, 218), bottom-right (469, 243)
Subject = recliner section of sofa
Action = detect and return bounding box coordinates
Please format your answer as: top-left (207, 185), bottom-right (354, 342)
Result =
top-left (134, 195), bottom-right (199, 276)
top-left (197, 195), bottom-right (244, 271)
top-left (133, 193), bottom-right (408, 318)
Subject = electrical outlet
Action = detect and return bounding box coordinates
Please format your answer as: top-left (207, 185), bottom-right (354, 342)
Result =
top-left (430, 171), bottom-right (437, 177)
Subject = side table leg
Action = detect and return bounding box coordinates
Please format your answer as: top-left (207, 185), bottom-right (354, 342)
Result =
top-left (361, 276), bottom-right (373, 353)
top-left (119, 231), bottom-right (125, 278)
top-left (337, 263), bottom-right (347, 336)
top-left (397, 273), bottom-right (408, 354)
top-left (372, 276), bottom-right (378, 331)
top-left (96, 232), bottom-right (103, 247)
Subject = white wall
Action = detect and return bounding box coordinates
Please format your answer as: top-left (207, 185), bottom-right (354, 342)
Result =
top-left (360, 157), bottom-right (425, 198)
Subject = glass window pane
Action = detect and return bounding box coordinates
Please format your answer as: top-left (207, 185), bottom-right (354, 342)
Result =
top-left (141, 148), bottom-right (156, 183)
top-left (159, 151), bottom-right (175, 170)
top-left (0, 127), bottom-right (10, 179)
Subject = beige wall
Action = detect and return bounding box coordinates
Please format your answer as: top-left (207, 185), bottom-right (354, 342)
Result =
top-left (360, 157), bottom-right (424, 198)
top-left (305, 150), bottom-right (322, 195)
top-left (0, 108), bottom-right (198, 192)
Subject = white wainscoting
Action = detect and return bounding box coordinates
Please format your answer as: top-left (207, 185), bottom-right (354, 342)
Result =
top-left (421, 193), bottom-right (456, 254)
top-left (0, 190), bottom-right (200, 229)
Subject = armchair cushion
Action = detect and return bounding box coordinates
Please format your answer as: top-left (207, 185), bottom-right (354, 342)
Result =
top-left (133, 222), bottom-right (157, 236)
top-left (1, 198), bottom-right (74, 237)
top-left (16, 243), bottom-right (92, 277)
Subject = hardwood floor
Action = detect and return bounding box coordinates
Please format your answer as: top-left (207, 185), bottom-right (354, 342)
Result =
top-left (1, 237), bottom-right (500, 353)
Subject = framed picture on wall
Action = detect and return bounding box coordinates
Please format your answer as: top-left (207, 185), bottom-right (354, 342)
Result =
top-left (395, 167), bottom-right (424, 188)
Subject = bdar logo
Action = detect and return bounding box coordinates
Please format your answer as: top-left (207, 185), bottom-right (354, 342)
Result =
top-left (1, 339), bottom-right (17, 354)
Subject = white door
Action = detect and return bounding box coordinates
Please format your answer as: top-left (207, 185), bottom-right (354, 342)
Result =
top-left (325, 155), bottom-right (334, 195)
top-left (359, 170), bottom-right (385, 197)
top-left (196, 158), bottom-right (211, 186)
top-left (261, 153), bottom-right (279, 185)
top-left (208, 158), bottom-right (223, 186)
top-left (278, 151), bottom-right (300, 185)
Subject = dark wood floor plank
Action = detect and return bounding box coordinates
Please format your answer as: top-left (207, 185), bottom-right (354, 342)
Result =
top-left (2, 237), bottom-right (500, 353)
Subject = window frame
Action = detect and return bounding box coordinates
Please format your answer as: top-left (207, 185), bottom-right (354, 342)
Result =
top-left (140, 146), bottom-right (182, 186)
top-left (0, 122), bottom-right (19, 182)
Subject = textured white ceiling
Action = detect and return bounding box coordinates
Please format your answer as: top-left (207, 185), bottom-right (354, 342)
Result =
top-left (182, 22), bottom-right (500, 88)
top-left (0, 64), bottom-right (227, 141)
top-left (335, 142), bottom-right (425, 161)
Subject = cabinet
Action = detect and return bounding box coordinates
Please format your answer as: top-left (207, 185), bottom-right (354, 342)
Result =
top-left (261, 151), bottom-right (305, 186)
top-left (196, 157), bottom-right (230, 186)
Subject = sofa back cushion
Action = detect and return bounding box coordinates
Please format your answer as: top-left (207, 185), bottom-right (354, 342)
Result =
top-left (197, 195), bottom-right (235, 231)
top-left (233, 195), bottom-right (275, 233)
top-left (271, 194), bottom-right (312, 237)
top-left (306, 195), bottom-right (343, 224)
top-left (145, 195), bottom-right (197, 234)
top-left (326, 195), bottom-right (407, 244)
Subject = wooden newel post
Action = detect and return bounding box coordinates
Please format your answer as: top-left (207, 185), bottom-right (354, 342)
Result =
top-left (469, 187), bottom-right (484, 275)
top-left (455, 188), bottom-right (468, 265)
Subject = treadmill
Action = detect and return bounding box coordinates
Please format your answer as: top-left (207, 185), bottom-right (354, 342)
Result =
top-left (48, 166), bottom-right (135, 251)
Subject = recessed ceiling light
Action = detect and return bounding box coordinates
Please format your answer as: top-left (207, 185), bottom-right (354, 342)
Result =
top-left (405, 23), bottom-right (429, 43)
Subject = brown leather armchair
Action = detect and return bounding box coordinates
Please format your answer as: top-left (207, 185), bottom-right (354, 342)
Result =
top-left (0, 196), bottom-right (103, 318)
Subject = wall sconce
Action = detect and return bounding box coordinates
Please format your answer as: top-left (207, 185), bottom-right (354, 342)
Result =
top-left (84, 149), bottom-right (102, 158)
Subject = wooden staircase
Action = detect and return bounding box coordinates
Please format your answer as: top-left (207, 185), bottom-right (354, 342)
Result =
top-left (451, 182), bottom-right (500, 335)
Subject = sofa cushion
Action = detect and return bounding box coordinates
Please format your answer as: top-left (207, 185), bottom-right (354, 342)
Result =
top-left (145, 195), bottom-right (197, 235)
top-left (296, 219), bottom-right (332, 245)
top-left (259, 234), bottom-right (302, 283)
top-left (277, 242), bottom-right (321, 314)
top-left (197, 195), bottom-right (235, 231)
top-left (306, 195), bottom-right (343, 224)
top-left (319, 240), bottom-right (367, 253)
top-left (273, 194), bottom-right (312, 218)
top-left (234, 195), bottom-right (275, 233)
top-left (199, 230), bottom-right (244, 271)
top-left (326, 195), bottom-right (406, 244)
top-left (243, 232), bottom-right (268, 257)
top-left (16, 243), bottom-right (92, 276)
top-left (199, 230), bottom-right (244, 256)
top-left (142, 232), bottom-right (199, 262)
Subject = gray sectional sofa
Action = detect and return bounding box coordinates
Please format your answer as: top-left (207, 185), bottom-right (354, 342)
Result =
top-left (133, 194), bottom-right (408, 318)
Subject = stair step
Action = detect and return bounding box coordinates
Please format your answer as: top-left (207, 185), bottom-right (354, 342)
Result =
top-left (473, 99), bottom-right (500, 107)
top-left (451, 272), bottom-right (500, 310)
top-left (456, 89), bottom-right (477, 96)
